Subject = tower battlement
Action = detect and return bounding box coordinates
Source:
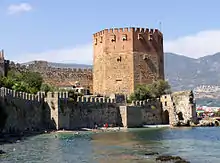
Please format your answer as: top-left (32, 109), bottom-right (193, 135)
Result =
top-left (93, 27), bottom-right (162, 37)
top-left (0, 49), bottom-right (4, 60)
top-left (93, 26), bottom-right (164, 96)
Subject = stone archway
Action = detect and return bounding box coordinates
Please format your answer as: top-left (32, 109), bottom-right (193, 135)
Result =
top-left (177, 112), bottom-right (184, 121)
top-left (162, 110), bottom-right (169, 124)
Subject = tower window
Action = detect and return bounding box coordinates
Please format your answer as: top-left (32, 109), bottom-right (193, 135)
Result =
top-left (148, 34), bottom-right (153, 41)
top-left (122, 34), bottom-right (127, 41)
top-left (111, 35), bottom-right (116, 42)
top-left (100, 36), bottom-right (103, 43)
top-left (138, 33), bottom-right (143, 40)
top-left (94, 38), bottom-right (97, 45)
top-left (117, 56), bottom-right (122, 62)
top-left (165, 101), bottom-right (167, 106)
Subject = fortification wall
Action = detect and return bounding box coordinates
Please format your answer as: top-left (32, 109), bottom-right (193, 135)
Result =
top-left (9, 61), bottom-right (93, 92)
top-left (46, 92), bottom-right (120, 130)
top-left (161, 90), bottom-right (197, 126)
top-left (0, 87), bottom-right (54, 133)
top-left (120, 98), bottom-right (163, 127)
top-left (0, 86), bottom-right (197, 132)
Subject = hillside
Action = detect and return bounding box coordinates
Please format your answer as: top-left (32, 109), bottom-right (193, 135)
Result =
top-left (22, 52), bottom-right (220, 91)
top-left (165, 52), bottom-right (220, 91)
top-left (22, 61), bottom-right (92, 69)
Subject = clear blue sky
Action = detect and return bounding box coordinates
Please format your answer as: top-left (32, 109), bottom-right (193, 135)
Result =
top-left (0, 0), bottom-right (220, 63)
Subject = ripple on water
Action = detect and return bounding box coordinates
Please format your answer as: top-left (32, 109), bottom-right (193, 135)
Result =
top-left (1, 127), bottom-right (220, 163)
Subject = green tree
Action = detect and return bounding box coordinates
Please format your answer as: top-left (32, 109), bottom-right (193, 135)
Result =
top-left (0, 69), bottom-right (44, 94)
top-left (129, 80), bottom-right (171, 101)
top-left (12, 81), bottom-right (28, 92)
top-left (130, 84), bottom-right (152, 101)
top-left (150, 80), bottom-right (171, 98)
top-left (0, 77), bottom-right (15, 89)
top-left (40, 83), bottom-right (56, 93)
top-left (21, 71), bottom-right (43, 91)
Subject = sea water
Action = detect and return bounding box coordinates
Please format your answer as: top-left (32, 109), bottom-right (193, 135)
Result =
top-left (1, 127), bottom-right (220, 163)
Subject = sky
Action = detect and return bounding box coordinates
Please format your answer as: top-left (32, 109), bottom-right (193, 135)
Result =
top-left (1, 0), bottom-right (220, 64)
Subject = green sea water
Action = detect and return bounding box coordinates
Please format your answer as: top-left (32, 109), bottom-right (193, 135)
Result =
top-left (1, 127), bottom-right (220, 163)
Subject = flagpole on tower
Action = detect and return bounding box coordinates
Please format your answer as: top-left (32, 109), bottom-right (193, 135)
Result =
top-left (159, 21), bottom-right (162, 32)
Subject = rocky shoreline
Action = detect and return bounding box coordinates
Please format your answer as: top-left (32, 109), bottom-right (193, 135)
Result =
top-left (145, 152), bottom-right (190, 163)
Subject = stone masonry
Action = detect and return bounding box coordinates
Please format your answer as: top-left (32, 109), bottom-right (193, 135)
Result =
top-left (93, 27), bottom-right (164, 96)
top-left (0, 87), bottom-right (197, 133)
top-left (8, 61), bottom-right (93, 93)
top-left (160, 90), bottom-right (197, 126)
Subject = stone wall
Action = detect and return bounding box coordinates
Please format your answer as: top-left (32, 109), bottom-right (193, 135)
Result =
top-left (0, 87), bottom-right (55, 133)
top-left (120, 99), bottom-right (163, 127)
top-left (47, 93), bottom-right (121, 130)
top-left (0, 87), bottom-right (197, 132)
top-left (161, 90), bottom-right (197, 126)
top-left (8, 61), bottom-right (93, 93)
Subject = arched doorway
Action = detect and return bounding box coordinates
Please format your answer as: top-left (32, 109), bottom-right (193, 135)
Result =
top-left (177, 112), bottom-right (184, 121)
top-left (162, 110), bottom-right (169, 124)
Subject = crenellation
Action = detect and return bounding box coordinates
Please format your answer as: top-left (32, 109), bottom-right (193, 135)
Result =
top-left (140, 101), bottom-right (144, 106)
top-left (95, 97), bottom-right (99, 102)
top-left (91, 97), bottom-right (95, 102)
top-left (19, 92), bottom-right (23, 99)
top-left (12, 90), bottom-right (16, 98)
top-left (22, 92), bottom-right (26, 99)
top-left (85, 97), bottom-right (90, 102)
top-left (130, 27), bottom-right (135, 31)
top-left (111, 98), bottom-right (115, 103)
top-left (104, 98), bottom-right (108, 103)
top-left (77, 96), bottom-right (82, 102)
top-left (106, 98), bottom-right (111, 103)
top-left (82, 96), bottom-right (87, 102)
top-left (113, 28), bottom-right (119, 33)
top-left (99, 97), bottom-right (103, 103)
top-left (136, 28), bottom-right (140, 32)
top-left (135, 100), bottom-right (140, 106)
top-left (28, 94), bottom-right (31, 100)
top-left (58, 92), bottom-right (62, 98)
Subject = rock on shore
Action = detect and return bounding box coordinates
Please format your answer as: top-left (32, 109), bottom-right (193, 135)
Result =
top-left (0, 150), bottom-right (6, 155)
top-left (156, 155), bottom-right (190, 162)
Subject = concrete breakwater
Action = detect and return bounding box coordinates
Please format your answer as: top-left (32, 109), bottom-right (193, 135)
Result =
top-left (0, 87), bottom-right (197, 134)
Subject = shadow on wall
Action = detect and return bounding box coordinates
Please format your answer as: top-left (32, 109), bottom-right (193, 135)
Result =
top-left (0, 98), bottom-right (8, 132)
top-left (0, 95), bottom-right (57, 139)
top-left (162, 110), bottom-right (169, 124)
top-left (177, 112), bottom-right (184, 121)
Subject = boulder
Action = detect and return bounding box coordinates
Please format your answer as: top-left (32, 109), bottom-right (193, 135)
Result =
top-left (0, 150), bottom-right (6, 155)
top-left (156, 155), bottom-right (190, 162)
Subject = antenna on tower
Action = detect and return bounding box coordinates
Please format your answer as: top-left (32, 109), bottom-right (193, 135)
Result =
top-left (159, 21), bottom-right (162, 32)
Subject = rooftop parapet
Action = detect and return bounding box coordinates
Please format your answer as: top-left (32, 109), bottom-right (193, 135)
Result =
top-left (76, 96), bottom-right (115, 104)
top-left (131, 98), bottom-right (161, 106)
top-left (0, 87), bottom-right (45, 102)
top-left (93, 27), bottom-right (163, 37)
